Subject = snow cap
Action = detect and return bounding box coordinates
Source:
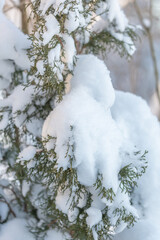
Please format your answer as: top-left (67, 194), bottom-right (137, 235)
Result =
top-left (70, 54), bottom-right (115, 109)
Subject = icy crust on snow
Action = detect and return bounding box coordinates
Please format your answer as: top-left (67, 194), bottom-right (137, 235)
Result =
top-left (42, 55), bottom-right (140, 231)
top-left (111, 91), bottom-right (160, 240)
top-left (0, 4), bottom-right (30, 89)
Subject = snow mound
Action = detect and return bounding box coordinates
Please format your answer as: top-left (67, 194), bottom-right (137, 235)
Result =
top-left (42, 54), bottom-right (121, 192)
top-left (112, 91), bottom-right (160, 239)
top-left (42, 54), bottom-right (160, 234)
top-left (42, 55), bottom-right (142, 230)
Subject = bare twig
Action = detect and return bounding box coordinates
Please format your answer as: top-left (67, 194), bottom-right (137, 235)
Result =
top-left (134, 0), bottom-right (160, 115)
top-left (19, 0), bottom-right (29, 34)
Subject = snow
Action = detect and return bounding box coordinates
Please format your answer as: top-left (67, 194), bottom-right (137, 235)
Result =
top-left (107, 0), bottom-right (128, 32)
top-left (0, 202), bottom-right (9, 222)
top-left (89, 187), bottom-right (106, 210)
top-left (0, 0), bottom-right (160, 238)
top-left (56, 188), bottom-right (84, 222)
top-left (45, 229), bottom-right (71, 240)
top-left (0, 10), bottom-right (30, 64)
top-left (64, 3), bottom-right (85, 33)
top-left (48, 44), bottom-right (61, 63)
top-left (0, 112), bottom-right (9, 130)
top-left (0, 60), bottom-right (14, 89)
top-left (108, 189), bottom-right (139, 233)
top-left (39, 0), bottom-right (91, 80)
top-left (0, 53), bottom-right (160, 239)
top-left (42, 55), bottom-right (121, 193)
top-left (22, 180), bottom-right (31, 197)
top-left (0, 218), bottom-right (70, 240)
top-left (86, 207), bottom-right (102, 228)
top-left (42, 54), bottom-right (160, 234)
top-left (0, 6), bottom-right (30, 88)
top-left (90, 0), bottom-right (135, 55)
top-left (0, 85), bottom-right (35, 127)
top-left (55, 189), bottom-right (72, 214)
top-left (43, 14), bottom-right (60, 45)
top-left (91, 16), bottom-right (108, 33)
top-left (114, 219), bottom-right (160, 240)
top-left (0, 219), bottom-right (34, 240)
top-left (0, 85), bottom-right (45, 136)
top-left (63, 34), bottom-right (76, 70)
top-left (36, 60), bottom-right (45, 75)
top-left (91, 0), bottom-right (128, 33)
top-left (110, 30), bottom-right (136, 55)
top-left (48, 44), bottom-right (64, 81)
top-left (64, 10), bottom-right (80, 33)
top-left (68, 207), bottom-right (79, 222)
top-left (18, 146), bottom-right (37, 164)
top-left (111, 91), bottom-right (160, 239)
top-left (70, 55), bottom-right (115, 109)
top-left (29, 184), bottom-right (44, 209)
top-left (26, 118), bottom-right (44, 137)
top-left (42, 54), bottom-right (139, 229)
top-left (40, 0), bottom-right (56, 14)
top-left (38, 0), bottom-right (135, 92)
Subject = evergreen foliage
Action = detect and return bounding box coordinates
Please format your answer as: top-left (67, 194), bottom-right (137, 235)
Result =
top-left (16, 137), bottom-right (147, 239)
top-left (0, 0), bottom-right (150, 240)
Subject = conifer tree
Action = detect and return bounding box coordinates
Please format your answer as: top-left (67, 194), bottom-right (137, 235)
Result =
top-left (0, 0), bottom-right (160, 240)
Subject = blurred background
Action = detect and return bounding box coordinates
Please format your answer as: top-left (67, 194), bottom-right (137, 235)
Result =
top-left (106, 0), bottom-right (160, 118)
top-left (3, 0), bottom-right (160, 118)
